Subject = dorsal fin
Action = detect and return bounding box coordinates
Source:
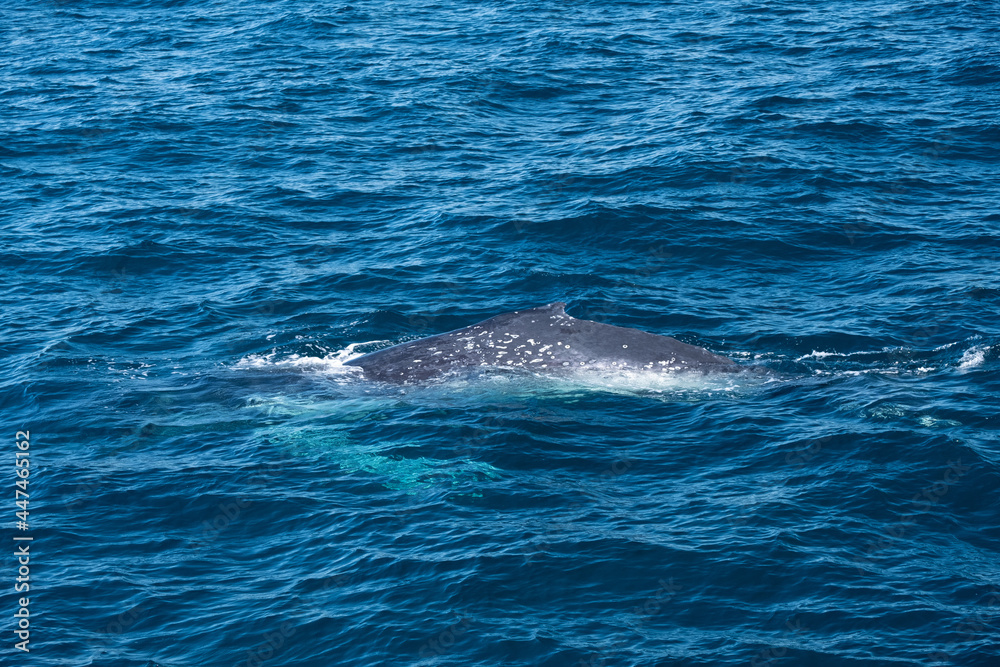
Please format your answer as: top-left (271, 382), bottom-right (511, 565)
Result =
top-left (509, 302), bottom-right (567, 317)
top-left (537, 301), bottom-right (566, 315)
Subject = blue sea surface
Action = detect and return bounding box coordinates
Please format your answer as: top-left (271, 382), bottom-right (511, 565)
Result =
top-left (3, 0), bottom-right (1000, 665)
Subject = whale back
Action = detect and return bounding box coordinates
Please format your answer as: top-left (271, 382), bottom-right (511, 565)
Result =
top-left (346, 302), bottom-right (738, 382)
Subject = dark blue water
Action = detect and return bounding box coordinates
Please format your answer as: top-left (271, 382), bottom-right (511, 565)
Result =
top-left (3, 0), bottom-right (1000, 665)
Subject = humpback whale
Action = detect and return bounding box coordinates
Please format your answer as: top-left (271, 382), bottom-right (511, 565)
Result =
top-left (346, 302), bottom-right (742, 383)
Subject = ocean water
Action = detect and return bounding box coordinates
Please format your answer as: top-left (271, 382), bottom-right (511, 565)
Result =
top-left (3, 0), bottom-right (999, 665)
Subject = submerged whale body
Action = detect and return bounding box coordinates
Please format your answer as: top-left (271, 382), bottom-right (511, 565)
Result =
top-left (346, 302), bottom-right (742, 383)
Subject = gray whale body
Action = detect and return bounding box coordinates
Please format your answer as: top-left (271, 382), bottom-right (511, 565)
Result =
top-left (346, 302), bottom-right (742, 383)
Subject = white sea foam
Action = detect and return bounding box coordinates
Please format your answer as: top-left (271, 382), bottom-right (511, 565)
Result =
top-left (236, 342), bottom-right (374, 375)
top-left (795, 348), bottom-right (899, 362)
top-left (958, 345), bottom-right (987, 370)
top-left (795, 350), bottom-right (840, 361)
top-left (530, 366), bottom-right (775, 398)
